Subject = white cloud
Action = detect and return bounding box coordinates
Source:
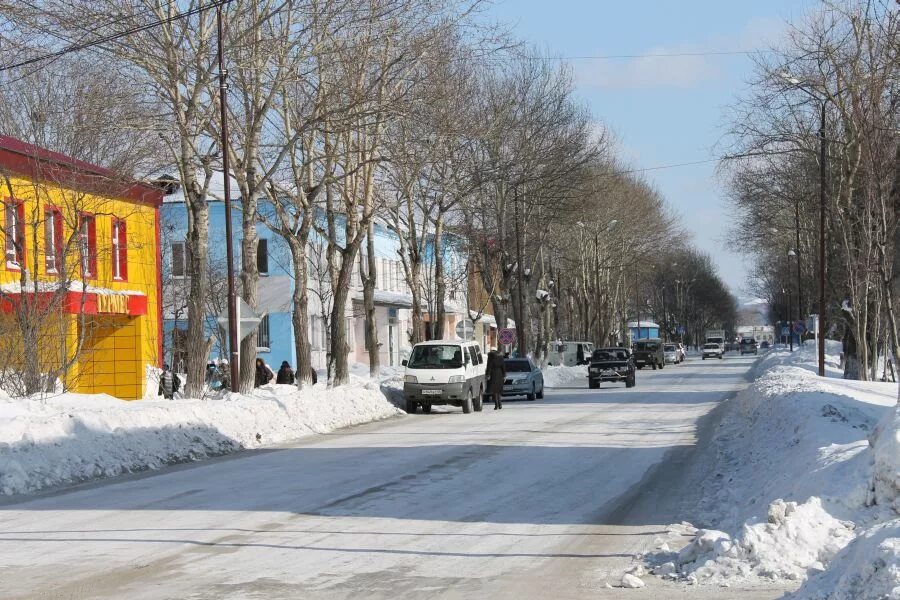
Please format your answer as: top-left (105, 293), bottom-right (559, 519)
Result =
top-left (576, 49), bottom-right (721, 90)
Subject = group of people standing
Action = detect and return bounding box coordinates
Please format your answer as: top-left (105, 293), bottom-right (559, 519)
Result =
top-left (255, 359), bottom-right (318, 388)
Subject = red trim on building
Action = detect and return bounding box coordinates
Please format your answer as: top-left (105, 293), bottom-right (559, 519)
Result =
top-left (0, 136), bottom-right (163, 207)
top-left (3, 198), bottom-right (26, 272)
top-left (43, 205), bottom-right (63, 275)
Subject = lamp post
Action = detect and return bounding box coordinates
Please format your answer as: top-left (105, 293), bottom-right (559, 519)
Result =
top-left (779, 71), bottom-right (829, 376)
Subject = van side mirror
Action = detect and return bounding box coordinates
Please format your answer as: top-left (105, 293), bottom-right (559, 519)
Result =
top-left (401, 359), bottom-right (408, 366)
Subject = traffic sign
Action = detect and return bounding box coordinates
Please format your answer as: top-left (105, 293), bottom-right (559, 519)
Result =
top-left (781, 326), bottom-right (790, 337)
top-left (455, 319), bottom-right (475, 340)
top-left (676, 326), bottom-right (686, 335)
top-left (217, 297), bottom-right (265, 341)
top-left (498, 328), bottom-right (516, 346)
top-left (793, 321), bottom-right (807, 334)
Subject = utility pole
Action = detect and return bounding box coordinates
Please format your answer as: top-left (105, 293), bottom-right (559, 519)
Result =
top-left (217, 5), bottom-right (239, 392)
top-left (513, 183), bottom-right (527, 355)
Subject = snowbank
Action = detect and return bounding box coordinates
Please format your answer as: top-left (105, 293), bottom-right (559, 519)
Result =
top-left (0, 378), bottom-right (401, 497)
top-left (542, 364), bottom-right (587, 388)
top-left (644, 343), bottom-right (899, 596)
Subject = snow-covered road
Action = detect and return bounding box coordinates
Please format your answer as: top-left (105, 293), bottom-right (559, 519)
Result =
top-left (0, 356), bottom-right (786, 599)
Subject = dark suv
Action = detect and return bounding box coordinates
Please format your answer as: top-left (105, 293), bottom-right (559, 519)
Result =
top-left (588, 347), bottom-right (636, 389)
top-left (632, 339), bottom-right (665, 370)
top-left (740, 338), bottom-right (758, 355)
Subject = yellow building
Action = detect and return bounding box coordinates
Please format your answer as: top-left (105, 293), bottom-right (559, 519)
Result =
top-left (0, 136), bottom-right (162, 400)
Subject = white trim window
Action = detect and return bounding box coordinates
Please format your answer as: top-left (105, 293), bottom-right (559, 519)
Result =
top-left (171, 241), bottom-right (189, 278)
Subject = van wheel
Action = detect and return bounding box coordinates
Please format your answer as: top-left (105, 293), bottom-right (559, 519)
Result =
top-left (536, 384), bottom-right (544, 399)
top-left (462, 390), bottom-right (473, 414)
top-left (527, 383), bottom-right (536, 401)
top-left (406, 400), bottom-right (417, 414)
top-left (652, 362), bottom-right (657, 370)
top-left (473, 391), bottom-right (484, 412)
top-left (422, 403), bottom-right (432, 414)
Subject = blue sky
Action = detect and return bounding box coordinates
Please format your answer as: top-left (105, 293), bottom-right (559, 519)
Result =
top-left (486, 0), bottom-right (817, 301)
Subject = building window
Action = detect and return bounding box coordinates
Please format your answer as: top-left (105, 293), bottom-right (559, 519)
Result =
top-left (311, 316), bottom-right (325, 350)
top-left (44, 207), bottom-right (62, 274)
top-left (111, 218), bottom-right (127, 280)
top-left (257, 314), bottom-right (270, 350)
top-left (346, 317), bottom-right (355, 351)
top-left (78, 213), bottom-right (96, 278)
top-left (172, 241), bottom-right (190, 278)
top-left (4, 200), bottom-right (24, 269)
top-left (257, 238), bottom-right (268, 275)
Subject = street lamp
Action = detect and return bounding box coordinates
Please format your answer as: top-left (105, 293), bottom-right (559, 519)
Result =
top-left (779, 70), bottom-right (829, 376)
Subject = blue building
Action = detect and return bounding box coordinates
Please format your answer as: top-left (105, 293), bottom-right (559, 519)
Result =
top-left (628, 320), bottom-right (660, 341)
top-left (160, 172), bottom-right (474, 373)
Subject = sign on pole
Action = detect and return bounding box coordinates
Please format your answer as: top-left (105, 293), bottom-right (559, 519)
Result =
top-left (455, 319), bottom-right (475, 340)
top-left (793, 321), bottom-right (807, 335)
top-left (498, 328), bottom-right (516, 346)
top-left (217, 297), bottom-right (264, 342)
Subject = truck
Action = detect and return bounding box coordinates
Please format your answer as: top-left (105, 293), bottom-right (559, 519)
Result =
top-left (705, 329), bottom-right (726, 350)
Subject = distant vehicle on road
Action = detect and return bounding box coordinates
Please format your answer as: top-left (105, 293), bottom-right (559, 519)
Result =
top-left (402, 340), bottom-right (486, 414)
top-left (760, 340), bottom-right (770, 349)
top-left (664, 343), bottom-right (679, 364)
top-left (633, 338), bottom-right (665, 370)
top-left (702, 342), bottom-right (724, 360)
top-left (502, 358), bottom-right (544, 400)
top-left (740, 338), bottom-right (758, 355)
top-left (588, 347), bottom-right (636, 389)
top-left (705, 329), bottom-right (726, 350)
top-left (546, 341), bottom-right (594, 366)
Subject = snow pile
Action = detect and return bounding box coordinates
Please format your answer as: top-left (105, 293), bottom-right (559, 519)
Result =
top-left (788, 519), bottom-right (900, 599)
top-left (348, 363), bottom-right (405, 408)
top-left (542, 364), bottom-right (587, 388)
top-left (0, 378), bottom-right (401, 496)
top-left (872, 404), bottom-right (900, 513)
top-left (674, 498), bottom-right (855, 583)
top-left (645, 342), bottom-right (899, 596)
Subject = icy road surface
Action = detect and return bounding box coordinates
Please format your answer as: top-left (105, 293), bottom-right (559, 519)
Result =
top-left (0, 355), bottom-right (787, 599)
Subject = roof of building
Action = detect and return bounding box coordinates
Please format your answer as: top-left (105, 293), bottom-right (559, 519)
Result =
top-left (0, 136), bottom-right (163, 207)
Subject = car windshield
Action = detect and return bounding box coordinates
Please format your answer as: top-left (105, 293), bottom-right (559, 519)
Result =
top-left (593, 348), bottom-right (628, 361)
top-left (505, 359), bottom-right (531, 372)
top-left (635, 342), bottom-right (659, 351)
top-left (664, 345), bottom-right (676, 351)
top-left (407, 344), bottom-right (463, 369)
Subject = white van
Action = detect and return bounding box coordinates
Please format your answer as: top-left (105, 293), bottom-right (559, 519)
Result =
top-left (546, 341), bottom-right (594, 367)
top-left (402, 340), bottom-right (486, 414)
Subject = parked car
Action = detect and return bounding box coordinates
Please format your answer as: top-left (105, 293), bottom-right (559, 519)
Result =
top-left (502, 358), bottom-right (544, 400)
top-left (702, 342), bottom-right (724, 360)
top-left (760, 340), bottom-right (770, 349)
top-left (676, 343), bottom-right (687, 363)
top-left (633, 338), bottom-right (665, 370)
top-left (664, 343), bottom-right (679, 364)
top-left (588, 347), bottom-right (636, 388)
top-left (546, 341), bottom-right (595, 366)
top-left (402, 340), bottom-right (486, 414)
top-left (740, 337), bottom-right (759, 355)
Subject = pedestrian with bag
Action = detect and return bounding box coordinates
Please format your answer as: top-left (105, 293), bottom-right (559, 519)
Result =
top-left (158, 364), bottom-right (181, 400)
top-left (485, 349), bottom-right (506, 410)
top-left (276, 360), bottom-right (295, 384)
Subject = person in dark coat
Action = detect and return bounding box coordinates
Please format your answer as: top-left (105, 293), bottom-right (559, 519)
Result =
top-left (254, 358), bottom-right (273, 388)
top-left (485, 350), bottom-right (506, 410)
top-left (158, 364), bottom-right (181, 400)
top-left (276, 361), bottom-right (295, 384)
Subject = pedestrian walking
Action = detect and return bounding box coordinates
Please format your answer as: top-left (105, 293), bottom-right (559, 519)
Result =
top-left (485, 349), bottom-right (506, 410)
top-left (276, 360), bottom-right (295, 384)
top-left (255, 358), bottom-right (274, 388)
top-left (158, 364), bottom-right (181, 400)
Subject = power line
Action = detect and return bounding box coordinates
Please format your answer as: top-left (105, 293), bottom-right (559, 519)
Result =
top-left (0, 0), bottom-right (233, 73)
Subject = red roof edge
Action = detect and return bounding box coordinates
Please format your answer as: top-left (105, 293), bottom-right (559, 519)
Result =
top-left (0, 135), bottom-right (163, 207)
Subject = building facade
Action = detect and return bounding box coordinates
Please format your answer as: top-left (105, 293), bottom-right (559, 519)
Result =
top-left (160, 178), bottom-right (479, 373)
top-left (0, 137), bottom-right (162, 399)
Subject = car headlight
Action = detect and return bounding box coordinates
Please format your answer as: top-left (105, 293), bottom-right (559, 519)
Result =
top-left (404, 375), bottom-right (417, 383)
top-left (448, 375), bottom-right (465, 383)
